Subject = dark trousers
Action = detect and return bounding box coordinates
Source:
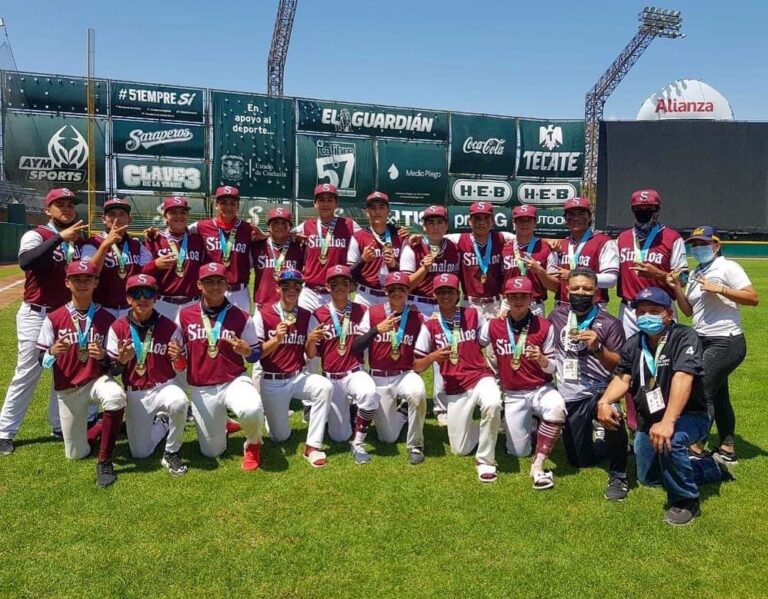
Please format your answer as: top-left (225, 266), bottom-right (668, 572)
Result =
top-left (700, 334), bottom-right (746, 446)
top-left (562, 394), bottom-right (628, 478)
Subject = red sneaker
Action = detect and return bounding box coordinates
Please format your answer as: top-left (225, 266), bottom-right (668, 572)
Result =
top-left (241, 443), bottom-right (261, 471)
top-left (226, 419), bottom-right (242, 435)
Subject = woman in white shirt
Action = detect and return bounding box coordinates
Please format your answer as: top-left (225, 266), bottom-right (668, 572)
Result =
top-left (668, 226), bottom-right (759, 464)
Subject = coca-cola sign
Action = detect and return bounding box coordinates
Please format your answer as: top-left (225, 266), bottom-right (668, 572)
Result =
top-left (462, 137), bottom-right (506, 156)
top-left (450, 113), bottom-right (516, 177)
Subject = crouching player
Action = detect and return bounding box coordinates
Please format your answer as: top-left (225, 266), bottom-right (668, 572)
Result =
top-left (106, 274), bottom-right (189, 476)
top-left (480, 277), bottom-right (566, 490)
top-left (36, 260), bottom-right (126, 487)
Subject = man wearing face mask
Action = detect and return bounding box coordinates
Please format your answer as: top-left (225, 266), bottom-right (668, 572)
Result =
top-left (616, 190), bottom-right (688, 337)
top-left (597, 287), bottom-right (734, 526)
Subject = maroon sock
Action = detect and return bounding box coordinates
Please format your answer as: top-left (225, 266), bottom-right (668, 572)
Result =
top-left (354, 409), bottom-right (375, 434)
top-left (98, 408), bottom-right (125, 463)
top-left (534, 420), bottom-right (563, 460)
top-left (86, 421), bottom-right (103, 447)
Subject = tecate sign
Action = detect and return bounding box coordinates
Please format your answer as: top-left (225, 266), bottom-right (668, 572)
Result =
top-left (451, 179), bottom-right (512, 203)
top-left (517, 182), bottom-right (578, 205)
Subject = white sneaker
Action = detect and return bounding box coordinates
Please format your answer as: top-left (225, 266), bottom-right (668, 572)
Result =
top-left (436, 413), bottom-right (448, 427)
top-left (351, 443), bottom-right (371, 465)
top-left (530, 467), bottom-right (554, 490)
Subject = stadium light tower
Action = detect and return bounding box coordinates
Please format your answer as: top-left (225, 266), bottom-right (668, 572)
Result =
top-left (267, 0), bottom-right (298, 96)
top-left (582, 7), bottom-right (684, 198)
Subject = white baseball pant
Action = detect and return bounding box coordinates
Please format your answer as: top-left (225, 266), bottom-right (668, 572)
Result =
top-left (372, 371), bottom-right (426, 450)
top-left (503, 384), bottom-right (567, 457)
top-left (410, 297), bottom-right (448, 417)
top-left (445, 375), bottom-right (502, 466)
top-left (260, 371), bottom-right (332, 448)
top-left (57, 375), bottom-right (126, 460)
top-left (190, 375), bottom-right (264, 458)
top-left (125, 381), bottom-right (188, 458)
top-left (353, 286), bottom-right (388, 308)
top-left (104, 307), bottom-right (130, 320)
top-left (154, 298), bottom-right (197, 323)
top-left (499, 298), bottom-right (545, 317)
top-left (298, 286), bottom-right (331, 374)
top-left (463, 297), bottom-right (501, 320)
top-left (225, 287), bottom-right (251, 313)
top-left (327, 370), bottom-right (380, 443)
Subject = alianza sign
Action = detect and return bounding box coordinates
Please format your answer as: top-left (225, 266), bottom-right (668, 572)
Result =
top-left (112, 119), bottom-right (205, 159)
top-left (111, 81), bottom-right (204, 122)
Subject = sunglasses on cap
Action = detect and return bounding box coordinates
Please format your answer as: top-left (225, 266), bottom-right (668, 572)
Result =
top-left (128, 288), bottom-right (157, 300)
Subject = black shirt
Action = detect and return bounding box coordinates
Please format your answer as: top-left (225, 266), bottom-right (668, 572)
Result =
top-left (614, 323), bottom-right (707, 431)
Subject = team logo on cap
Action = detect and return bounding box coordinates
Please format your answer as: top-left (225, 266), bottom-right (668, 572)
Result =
top-left (223, 186), bottom-right (234, 195)
top-left (137, 274), bottom-right (149, 285)
top-left (519, 205), bottom-right (529, 213)
top-left (692, 227), bottom-right (705, 236)
top-left (77, 260), bottom-right (89, 272)
top-left (512, 278), bottom-right (524, 289)
top-left (334, 265), bottom-right (344, 274)
top-left (477, 202), bottom-right (486, 210)
top-left (439, 274), bottom-right (450, 283)
top-left (207, 264), bottom-right (218, 273)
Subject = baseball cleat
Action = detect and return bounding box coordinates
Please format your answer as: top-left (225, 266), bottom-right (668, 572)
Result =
top-left (531, 468), bottom-right (554, 490)
top-left (304, 448), bottom-right (328, 468)
top-left (161, 451), bottom-right (188, 477)
top-left (476, 462), bottom-right (497, 483)
top-left (96, 461), bottom-right (117, 488)
top-left (408, 448), bottom-right (425, 465)
top-left (241, 442), bottom-right (262, 471)
top-left (0, 438), bottom-right (14, 456)
top-left (351, 443), bottom-right (371, 465)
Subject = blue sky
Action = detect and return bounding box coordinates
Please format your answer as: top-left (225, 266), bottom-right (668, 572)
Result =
top-left (1, 0), bottom-right (765, 120)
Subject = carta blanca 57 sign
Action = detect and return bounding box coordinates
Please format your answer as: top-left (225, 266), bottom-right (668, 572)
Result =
top-left (113, 119), bottom-right (205, 159)
top-left (297, 134), bottom-right (374, 203)
top-left (3, 112), bottom-right (106, 190)
top-left (517, 119), bottom-right (584, 178)
top-left (111, 81), bottom-right (204, 122)
top-left (298, 99), bottom-right (448, 141)
top-left (449, 113), bottom-right (516, 176)
top-left (116, 157), bottom-right (206, 192)
top-left (449, 177), bottom-right (513, 204)
top-left (376, 140), bottom-right (447, 204)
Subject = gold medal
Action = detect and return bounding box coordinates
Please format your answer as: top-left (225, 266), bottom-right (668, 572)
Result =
top-left (449, 351), bottom-right (459, 365)
top-left (319, 255), bottom-right (327, 265)
top-left (175, 264), bottom-right (184, 277)
top-left (207, 344), bottom-right (219, 358)
top-left (390, 348), bottom-right (401, 360)
top-left (135, 363), bottom-right (146, 377)
top-left (222, 258), bottom-right (231, 267)
top-left (77, 347), bottom-right (89, 363)
top-left (337, 344), bottom-right (347, 356)
top-left (430, 244), bottom-right (440, 258)
top-left (480, 273), bottom-right (487, 284)
top-left (384, 241), bottom-right (393, 251)
top-left (284, 312), bottom-right (297, 325)
top-left (511, 356), bottom-right (522, 370)
top-left (118, 267), bottom-right (127, 279)
top-left (568, 328), bottom-right (581, 340)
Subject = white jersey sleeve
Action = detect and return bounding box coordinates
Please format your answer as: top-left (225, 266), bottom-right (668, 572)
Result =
top-left (187, 221), bottom-right (199, 234)
top-left (478, 320), bottom-right (490, 347)
top-left (18, 230), bottom-right (45, 256)
top-left (139, 244), bottom-right (153, 266)
top-left (241, 316), bottom-right (260, 349)
top-left (399, 245), bottom-right (417, 273)
top-left (36, 316), bottom-right (55, 351)
top-left (308, 315), bottom-right (321, 347)
top-left (669, 237), bottom-right (687, 271)
top-left (347, 236), bottom-right (361, 267)
top-left (414, 323), bottom-right (432, 356)
top-left (598, 239), bottom-right (620, 274)
top-left (106, 324), bottom-right (120, 359)
top-left (444, 233), bottom-right (460, 244)
top-left (358, 309), bottom-right (371, 335)
top-left (252, 310), bottom-right (265, 343)
top-left (541, 325), bottom-right (557, 374)
top-left (545, 250), bottom-right (558, 271)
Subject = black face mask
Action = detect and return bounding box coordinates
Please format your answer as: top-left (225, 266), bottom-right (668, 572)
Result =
top-left (569, 293), bottom-right (594, 313)
top-left (633, 210), bottom-right (655, 224)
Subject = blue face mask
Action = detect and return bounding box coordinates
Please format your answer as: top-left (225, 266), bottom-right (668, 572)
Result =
top-left (637, 313), bottom-right (666, 335)
top-left (691, 245), bottom-right (716, 265)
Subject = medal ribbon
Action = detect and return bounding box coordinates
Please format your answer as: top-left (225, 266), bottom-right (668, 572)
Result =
top-left (69, 303), bottom-right (96, 350)
top-left (270, 240), bottom-right (290, 276)
top-left (129, 324), bottom-right (153, 368)
top-left (371, 226), bottom-right (392, 247)
top-left (60, 240), bottom-right (76, 264)
top-left (218, 224), bottom-right (238, 262)
top-left (387, 303), bottom-right (410, 354)
top-left (424, 238), bottom-right (443, 258)
top-left (513, 236), bottom-right (539, 275)
top-left (640, 332), bottom-right (668, 389)
top-left (329, 302), bottom-right (352, 348)
top-left (274, 301), bottom-right (297, 323)
top-left (438, 309), bottom-right (461, 357)
top-left (201, 305), bottom-right (231, 349)
top-left (567, 228), bottom-right (593, 269)
top-left (569, 305), bottom-right (599, 332)
top-left (472, 236), bottom-right (492, 278)
top-left (632, 225), bottom-right (661, 264)
top-left (112, 238), bottom-right (130, 272)
top-left (318, 218), bottom-right (338, 262)
top-left (505, 317), bottom-right (530, 360)
top-left (167, 233), bottom-right (188, 271)
top-left (686, 257), bottom-right (717, 294)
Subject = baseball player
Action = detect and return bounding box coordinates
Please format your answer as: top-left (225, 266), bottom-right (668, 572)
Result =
top-left (548, 197), bottom-right (619, 305)
top-left (36, 260), bottom-right (126, 487)
top-left (501, 204), bottom-right (558, 316)
top-left (348, 191), bottom-right (404, 308)
top-left (191, 186), bottom-right (253, 312)
top-left (106, 274), bottom-right (189, 476)
top-left (143, 196), bottom-right (208, 322)
top-left (178, 262), bottom-right (264, 470)
top-left (82, 197), bottom-right (153, 319)
top-left (305, 265), bottom-right (381, 464)
top-left (251, 207), bottom-right (304, 309)
top-left (616, 189), bottom-right (688, 336)
top-left (413, 273), bottom-right (502, 483)
top-left (480, 276), bottom-right (566, 490)
top-left (253, 269), bottom-right (333, 467)
top-left (0, 188), bottom-right (89, 455)
top-left (362, 271), bottom-right (427, 465)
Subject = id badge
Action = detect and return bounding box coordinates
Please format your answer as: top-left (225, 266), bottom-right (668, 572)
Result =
top-left (646, 387), bottom-right (665, 414)
top-left (563, 358), bottom-right (579, 381)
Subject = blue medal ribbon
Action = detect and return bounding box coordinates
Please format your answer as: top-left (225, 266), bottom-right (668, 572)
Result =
top-left (473, 236), bottom-right (493, 278)
top-left (633, 224), bottom-right (662, 263)
top-left (129, 323), bottom-right (153, 367)
top-left (568, 228), bottom-right (593, 269)
top-left (392, 304), bottom-right (410, 351)
top-left (329, 303), bottom-right (352, 346)
top-left (70, 303), bottom-right (96, 349)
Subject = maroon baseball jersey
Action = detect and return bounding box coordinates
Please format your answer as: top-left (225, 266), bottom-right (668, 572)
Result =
top-left (20, 225), bottom-right (83, 309)
top-left (455, 232), bottom-right (506, 298)
top-left (254, 303), bottom-right (312, 373)
top-left (251, 239), bottom-right (305, 306)
top-left (482, 315), bottom-right (553, 391)
top-left (415, 306), bottom-right (492, 395)
top-left (106, 313), bottom-right (183, 389)
top-left (143, 229), bottom-right (207, 298)
top-left (37, 304), bottom-right (115, 391)
top-left (399, 238), bottom-right (460, 299)
top-left (501, 238), bottom-right (552, 302)
top-left (84, 233), bottom-right (152, 309)
top-left (367, 303), bottom-right (425, 371)
top-left (178, 302), bottom-right (258, 387)
top-left (554, 231), bottom-right (618, 303)
top-left (294, 217), bottom-right (358, 287)
top-left (351, 225), bottom-right (403, 289)
top-left (309, 302), bottom-right (370, 374)
top-left (195, 218), bottom-right (252, 286)
top-left (617, 226), bottom-right (687, 301)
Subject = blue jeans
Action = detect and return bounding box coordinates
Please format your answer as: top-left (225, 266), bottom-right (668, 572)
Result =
top-left (635, 411), bottom-right (724, 505)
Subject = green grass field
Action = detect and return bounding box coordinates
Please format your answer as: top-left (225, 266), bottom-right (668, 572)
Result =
top-left (1, 261), bottom-right (767, 598)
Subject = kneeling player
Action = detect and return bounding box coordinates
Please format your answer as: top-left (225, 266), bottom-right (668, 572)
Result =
top-left (254, 269), bottom-right (333, 468)
top-left (179, 263), bottom-right (265, 471)
top-left (480, 277), bottom-right (566, 490)
top-left (106, 275), bottom-right (189, 476)
top-left (36, 261), bottom-right (126, 487)
top-left (414, 273), bottom-right (502, 483)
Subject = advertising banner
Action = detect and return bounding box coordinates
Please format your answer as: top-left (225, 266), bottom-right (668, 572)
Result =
top-left (449, 176), bottom-right (515, 205)
top-left (211, 91), bottom-right (295, 198)
top-left (110, 81), bottom-right (204, 122)
top-left (517, 119), bottom-right (584, 179)
top-left (3, 111), bottom-right (106, 191)
top-left (297, 134), bottom-right (375, 203)
top-left (446, 204), bottom-right (568, 237)
top-left (449, 113), bottom-right (516, 176)
top-left (512, 179), bottom-right (581, 205)
top-left (297, 99), bottom-right (448, 141)
top-left (296, 199), bottom-right (426, 231)
top-left (376, 140), bottom-right (447, 204)
top-left (115, 157), bottom-right (207, 193)
top-left (113, 119), bottom-right (205, 159)
top-left (2, 71), bottom-right (108, 115)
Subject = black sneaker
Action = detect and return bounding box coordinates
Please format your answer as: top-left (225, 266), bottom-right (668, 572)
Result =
top-left (715, 447), bottom-right (738, 465)
top-left (0, 438), bottom-right (14, 456)
top-left (604, 476), bottom-right (629, 501)
top-left (96, 461), bottom-right (117, 488)
top-left (51, 429), bottom-right (64, 440)
top-left (161, 451), bottom-right (188, 477)
top-left (712, 452), bottom-right (736, 482)
top-left (664, 501), bottom-right (701, 526)
top-left (688, 447), bottom-right (713, 461)
top-left (408, 448), bottom-right (425, 465)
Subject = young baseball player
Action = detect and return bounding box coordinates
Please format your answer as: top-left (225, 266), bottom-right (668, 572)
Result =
top-left (106, 274), bottom-right (189, 476)
top-left (480, 276), bottom-right (566, 490)
top-left (362, 271), bottom-right (428, 465)
top-left (251, 207), bottom-right (304, 309)
top-left (306, 265), bottom-right (381, 464)
top-left (36, 260), bottom-right (126, 488)
top-left (253, 269), bottom-right (333, 468)
top-left (178, 263), bottom-right (264, 470)
top-left (414, 273), bottom-right (502, 483)
top-left (0, 188), bottom-right (89, 455)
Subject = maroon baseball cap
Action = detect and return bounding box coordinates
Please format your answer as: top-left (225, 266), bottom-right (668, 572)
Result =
top-left (65, 260), bottom-right (98, 278)
top-left (433, 273), bottom-right (460, 291)
top-left (161, 196), bottom-right (190, 213)
top-left (469, 201), bottom-right (493, 216)
top-left (267, 206), bottom-right (293, 224)
top-left (45, 188), bottom-right (80, 207)
top-left (503, 276), bottom-right (533, 295)
top-left (630, 189), bottom-right (661, 208)
top-left (125, 274), bottom-right (158, 291)
top-left (326, 264), bottom-right (353, 283)
top-left (214, 185), bottom-right (240, 201)
top-left (366, 191), bottom-right (389, 205)
top-left (314, 183), bottom-right (338, 198)
top-left (384, 271), bottom-right (410, 288)
top-left (198, 262), bottom-right (228, 281)
top-left (421, 205), bottom-right (448, 221)
top-left (513, 204), bottom-right (537, 219)
top-left (103, 197), bottom-right (131, 213)
top-left (564, 197), bottom-right (591, 212)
